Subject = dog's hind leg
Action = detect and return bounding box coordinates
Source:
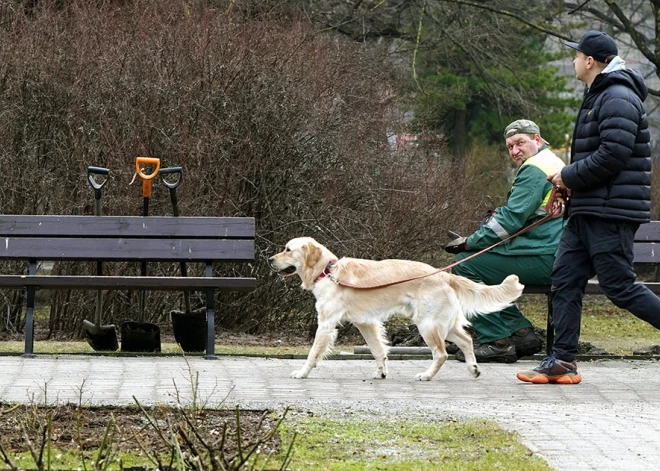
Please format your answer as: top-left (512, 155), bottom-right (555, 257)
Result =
top-left (291, 320), bottom-right (338, 379)
top-left (354, 322), bottom-right (389, 379)
top-left (415, 321), bottom-right (449, 381)
top-left (447, 323), bottom-right (481, 378)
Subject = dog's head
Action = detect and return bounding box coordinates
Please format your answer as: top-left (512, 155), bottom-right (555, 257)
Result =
top-left (268, 237), bottom-right (333, 290)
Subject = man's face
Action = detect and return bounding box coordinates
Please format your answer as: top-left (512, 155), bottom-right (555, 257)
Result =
top-left (505, 133), bottom-right (542, 167)
top-left (573, 51), bottom-right (589, 83)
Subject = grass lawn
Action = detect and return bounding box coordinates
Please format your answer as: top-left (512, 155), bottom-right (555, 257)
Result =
top-left (273, 415), bottom-right (552, 471)
top-left (0, 339), bottom-right (314, 356)
top-left (518, 294), bottom-right (660, 355)
top-left (2, 294), bottom-right (660, 356)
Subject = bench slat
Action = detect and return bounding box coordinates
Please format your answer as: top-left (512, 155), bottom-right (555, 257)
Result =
top-left (0, 238), bottom-right (254, 261)
top-left (0, 275), bottom-right (257, 291)
top-left (0, 215), bottom-right (255, 239)
top-left (634, 221), bottom-right (660, 242)
top-left (632, 242), bottom-right (660, 265)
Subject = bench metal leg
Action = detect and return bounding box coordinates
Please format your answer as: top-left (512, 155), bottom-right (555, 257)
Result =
top-left (545, 291), bottom-right (554, 357)
top-left (23, 261), bottom-right (37, 358)
top-left (204, 263), bottom-right (217, 360)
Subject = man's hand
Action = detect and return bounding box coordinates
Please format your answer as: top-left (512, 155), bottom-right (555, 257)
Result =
top-left (548, 171), bottom-right (571, 192)
top-left (445, 236), bottom-right (468, 254)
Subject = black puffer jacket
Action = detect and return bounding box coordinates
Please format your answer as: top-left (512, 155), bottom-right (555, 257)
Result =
top-left (562, 62), bottom-right (651, 223)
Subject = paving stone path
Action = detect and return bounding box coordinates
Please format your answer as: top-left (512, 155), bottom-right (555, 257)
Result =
top-left (1, 355), bottom-right (658, 470)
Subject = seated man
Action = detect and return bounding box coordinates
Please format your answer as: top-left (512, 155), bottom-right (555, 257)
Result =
top-left (445, 119), bottom-right (565, 363)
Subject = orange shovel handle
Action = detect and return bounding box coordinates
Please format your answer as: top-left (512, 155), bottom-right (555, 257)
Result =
top-left (135, 157), bottom-right (161, 198)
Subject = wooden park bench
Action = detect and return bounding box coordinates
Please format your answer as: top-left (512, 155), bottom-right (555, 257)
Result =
top-left (0, 215), bottom-right (256, 358)
top-left (523, 220), bottom-right (660, 355)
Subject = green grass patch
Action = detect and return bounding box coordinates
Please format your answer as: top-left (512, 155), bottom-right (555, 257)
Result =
top-left (4, 295), bottom-right (660, 356)
top-left (7, 448), bottom-right (156, 471)
top-left (519, 294), bottom-right (660, 355)
top-left (0, 340), bottom-right (320, 356)
top-left (273, 415), bottom-right (551, 471)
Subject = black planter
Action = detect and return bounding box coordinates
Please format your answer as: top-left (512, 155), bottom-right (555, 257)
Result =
top-left (120, 321), bottom-right (161, 352)
top-left (171, 310), bottom-right (207, 352)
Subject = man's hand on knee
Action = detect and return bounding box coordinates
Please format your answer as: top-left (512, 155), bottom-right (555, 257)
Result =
top-left (445, 235), bottom-right (468, 254)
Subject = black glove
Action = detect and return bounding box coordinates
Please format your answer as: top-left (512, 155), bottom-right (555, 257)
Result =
top-left (444, 236), bottom-right (467, 254)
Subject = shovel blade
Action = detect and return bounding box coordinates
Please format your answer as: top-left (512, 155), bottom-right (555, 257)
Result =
top-left (120, 321), bottom-right (161, 352)
top-left (82, 320), bottom-right (119, 351)
top-left (171, 310), bottom-right (207, 353)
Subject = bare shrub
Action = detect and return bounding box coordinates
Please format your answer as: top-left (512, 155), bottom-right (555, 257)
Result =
top-left (0, 0), bottom-right (503, 338)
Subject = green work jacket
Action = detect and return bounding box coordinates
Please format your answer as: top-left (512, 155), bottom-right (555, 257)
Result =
top-left (466, 147), bottom-right (566, 256)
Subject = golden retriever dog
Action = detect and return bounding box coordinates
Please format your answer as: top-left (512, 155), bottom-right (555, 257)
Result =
top-left (269, 237), bottom-right (524, 381)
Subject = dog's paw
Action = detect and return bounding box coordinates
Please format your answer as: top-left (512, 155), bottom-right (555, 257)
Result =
top-left (469, 365), bottom-right (481, 378)
top-left (414, 372), bottom-right (432, 381)
top-left (290, 369), bottom-right (308, 379)
top-left (372, 370), bottom-right (387, 379)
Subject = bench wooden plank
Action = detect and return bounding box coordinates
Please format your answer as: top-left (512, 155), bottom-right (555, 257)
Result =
top-left (634, 221), bottom-right (660, 242)
top-left (632, 242), bottom-right (660, 265)
top-left (0, 238), bottom-right (254, 261)
top-left (0, 215), bottom-right (255, 239)
top-left (0, 275), bottom-right (257, 291)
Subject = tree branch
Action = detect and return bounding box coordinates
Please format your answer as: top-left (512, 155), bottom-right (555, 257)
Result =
top-left (435, 0), bottom-right (573, 41)
top-left (603, 0), bottom-right (660, 69)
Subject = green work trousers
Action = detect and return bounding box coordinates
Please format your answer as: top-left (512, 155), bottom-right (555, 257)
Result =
top-left (452, 251), bottom-right (554, 344)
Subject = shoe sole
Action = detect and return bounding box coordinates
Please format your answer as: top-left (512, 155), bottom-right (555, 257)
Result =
top-left (516, 372), bottom-right (582, 384)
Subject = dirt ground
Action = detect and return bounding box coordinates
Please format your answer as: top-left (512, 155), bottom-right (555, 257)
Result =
top-left (0, 403), bottom-right (283, 468)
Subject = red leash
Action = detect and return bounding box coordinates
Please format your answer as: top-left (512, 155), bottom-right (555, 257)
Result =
top-left (322, 187), bottom-right (566, 290)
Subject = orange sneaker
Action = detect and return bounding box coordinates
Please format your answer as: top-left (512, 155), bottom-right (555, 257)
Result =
top-left (516, 356), bottom-right (582, 384)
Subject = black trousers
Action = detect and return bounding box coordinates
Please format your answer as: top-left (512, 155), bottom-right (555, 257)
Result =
top-left (551, 215), bottom-right (660, 362)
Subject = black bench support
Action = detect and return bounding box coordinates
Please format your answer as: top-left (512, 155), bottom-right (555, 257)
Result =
top-left (205, 262), bottom-right (216, 360)
top-left (546, 290), bottom-right (553, 356)
top-left (23, 260), bottom-right (37, 358)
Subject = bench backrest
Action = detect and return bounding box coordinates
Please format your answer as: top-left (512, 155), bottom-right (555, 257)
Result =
top-left (633, 221), bottom-right (660, 265)
top-left (0, 215), bottom-right (255, 262)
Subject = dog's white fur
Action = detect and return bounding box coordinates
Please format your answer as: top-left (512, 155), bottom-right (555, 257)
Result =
top-left (269, 237), bottom-right (524, 381)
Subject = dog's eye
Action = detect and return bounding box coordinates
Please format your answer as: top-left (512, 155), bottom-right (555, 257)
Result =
top-left (285, 247), bottom-right (291, 252)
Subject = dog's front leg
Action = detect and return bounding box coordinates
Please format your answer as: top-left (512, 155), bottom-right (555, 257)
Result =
top-left (291, 320), bottom-right (338, 379)
top-left (354, 322), bottom-right (389, 379)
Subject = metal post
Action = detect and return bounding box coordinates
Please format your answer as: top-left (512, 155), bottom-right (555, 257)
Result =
top-left (23, 260), bottom-right (37, 358)
top-left (545, 290), bottom-right (554, 356)
top-left (204, 262), bottom-right (216, 360)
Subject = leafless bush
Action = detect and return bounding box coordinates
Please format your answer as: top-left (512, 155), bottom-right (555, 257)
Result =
top-left (0, 0), bottom-right (502, 337)
top-left (0, 372), bottom-right (292, 471)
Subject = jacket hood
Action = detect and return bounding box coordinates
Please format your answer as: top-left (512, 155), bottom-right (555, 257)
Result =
top-left (591, 58), bottom-right (648, 101)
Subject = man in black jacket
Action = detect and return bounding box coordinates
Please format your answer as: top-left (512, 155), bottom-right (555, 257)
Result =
top-left (517, 30), bottom-right (660, 385)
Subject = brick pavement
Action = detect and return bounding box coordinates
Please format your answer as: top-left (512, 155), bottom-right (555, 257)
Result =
top-left (1, 355), bottom-right (659, 470)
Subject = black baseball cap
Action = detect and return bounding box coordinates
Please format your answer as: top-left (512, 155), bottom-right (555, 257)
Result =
top-left (565, 30), bottom-right (618, 63)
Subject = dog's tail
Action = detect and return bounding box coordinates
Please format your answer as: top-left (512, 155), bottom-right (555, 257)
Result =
top-left (448, 274), bottom-right (524, 319)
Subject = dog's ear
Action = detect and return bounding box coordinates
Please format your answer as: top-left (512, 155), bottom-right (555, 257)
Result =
top-left (304, 242), bottom-right (322, 269)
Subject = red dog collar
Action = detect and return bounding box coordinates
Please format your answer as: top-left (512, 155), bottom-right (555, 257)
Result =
top-left (314, 260), bottom-right (338, 283)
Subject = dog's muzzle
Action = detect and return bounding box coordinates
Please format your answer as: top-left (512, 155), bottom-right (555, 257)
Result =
top-left (268, 257), bottom-right (296, 275)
